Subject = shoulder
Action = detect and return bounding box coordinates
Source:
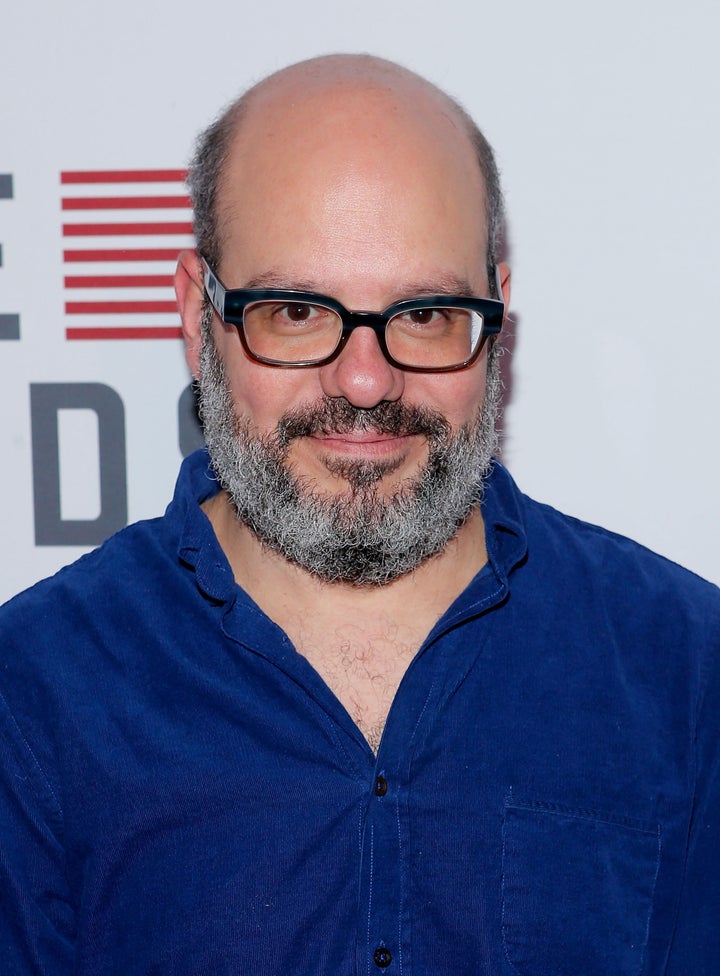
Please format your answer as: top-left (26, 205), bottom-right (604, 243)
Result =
top-left (0, 512), bottom-right (208, 803)
top-left (0, 449), bottom-right (222, 639)
top-left (523, 490), bottom-right (717, 602)
top-left (485, 464), bottom-right (719, 668)
top-left (486, 462), bottom-right (717, 600)
top-left (0, 512), bottom-right (204, 710)
top-left (1, 515), bottom-right (169, 632)
top-left (514, 490), bottom-right (720, 692)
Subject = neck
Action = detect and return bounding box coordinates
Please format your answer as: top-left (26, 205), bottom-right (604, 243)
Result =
top-left (203, 488), bottom-right (487, 625)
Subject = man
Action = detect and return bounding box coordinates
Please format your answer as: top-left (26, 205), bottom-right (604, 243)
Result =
top-left (0, 54), bottom-right (718, 975)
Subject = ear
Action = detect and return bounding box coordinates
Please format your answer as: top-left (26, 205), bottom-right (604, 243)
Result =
top-left (497, 262), bottom-right (511, 316)
top-left (175, 249), bottom-right (206, 378)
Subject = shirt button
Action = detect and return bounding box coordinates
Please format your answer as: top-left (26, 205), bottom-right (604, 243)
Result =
top-left (373, 946), bottom-right (392, 968)
top-left (374, 776), bottom-right (388, 797)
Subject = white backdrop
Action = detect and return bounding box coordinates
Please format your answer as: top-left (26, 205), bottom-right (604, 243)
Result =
top-left (1, 0), bottom-right (718, 604)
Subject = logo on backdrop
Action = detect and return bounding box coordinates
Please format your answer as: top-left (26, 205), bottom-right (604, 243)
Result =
top-left (61, 169), bottom-right (193, 340)
top-left (24, 169), bottom-right (204, 549)
top-left (0, 172), bottom-right (20, 341)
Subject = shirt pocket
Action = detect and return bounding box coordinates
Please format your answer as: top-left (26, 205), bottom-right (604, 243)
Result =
top-left (501, 799), bottom-right (661, 976)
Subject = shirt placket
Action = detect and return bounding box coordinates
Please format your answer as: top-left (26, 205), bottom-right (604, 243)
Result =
top-left (353, 569), bottom-right (511, 976)
top-left (357, 760), bottom-right (409, 976)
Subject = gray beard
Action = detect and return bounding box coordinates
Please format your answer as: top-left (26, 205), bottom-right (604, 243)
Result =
top-left (198, 322), bottom-right (502, 585)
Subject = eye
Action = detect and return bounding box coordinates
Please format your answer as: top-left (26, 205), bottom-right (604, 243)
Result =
top-left (285, 303), bottom-right (317, 322)
top-left (393, 307), bottom-right (449, 334)
top-left (406, 308), bottom-right (443, 326)
top-left (247, 301), bottom-right (338, 337)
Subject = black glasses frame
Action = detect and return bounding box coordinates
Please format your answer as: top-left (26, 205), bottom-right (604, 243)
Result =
top-left (201, 257), bottom-right (504, 372)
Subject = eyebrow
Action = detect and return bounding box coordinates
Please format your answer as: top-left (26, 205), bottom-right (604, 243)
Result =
top-left (239, 270), bottom-right (479, 301)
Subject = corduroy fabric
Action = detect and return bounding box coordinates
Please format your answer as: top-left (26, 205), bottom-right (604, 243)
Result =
top-left (0, 449), bottom-right (718, 974)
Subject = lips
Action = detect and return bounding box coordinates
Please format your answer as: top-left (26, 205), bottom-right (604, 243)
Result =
top-left (311, 431), bottom-right (412, 463)
top-left (313, 430), bottom-right (405, 445)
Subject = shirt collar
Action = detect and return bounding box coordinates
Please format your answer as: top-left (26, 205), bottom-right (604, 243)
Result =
top-left (171, 449), bottom-right (236, 603)
top-left (481, 460), bottom-right (529, 582)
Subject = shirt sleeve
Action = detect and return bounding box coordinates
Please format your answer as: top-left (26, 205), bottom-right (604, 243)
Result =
top-left (0, 689), bottom-right (76, 973)
top-left (665, 625), bottom-right (720, 973)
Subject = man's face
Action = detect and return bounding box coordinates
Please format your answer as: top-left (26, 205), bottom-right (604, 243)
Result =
top-left (190, 70), bottom-right (506, 582)
top-left (198, 318), bottom-right (502, 583)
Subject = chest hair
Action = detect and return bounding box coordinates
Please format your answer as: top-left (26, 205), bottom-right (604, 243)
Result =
top-left (288, 613), bottom-right (429, 754)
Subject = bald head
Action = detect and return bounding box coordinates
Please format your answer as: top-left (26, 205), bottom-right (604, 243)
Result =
top-left (188, 55), bottom-right (504, 281)
top-left (178, 55), bottom-right (507, 581)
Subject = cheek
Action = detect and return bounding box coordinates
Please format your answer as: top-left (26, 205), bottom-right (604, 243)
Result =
top-left (409, 364), bottom-right (488, 430)
top-left (219, 343), bottom-right (325, 434)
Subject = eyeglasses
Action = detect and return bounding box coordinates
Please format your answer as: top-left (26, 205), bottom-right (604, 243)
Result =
top-left (201, 257), bottom-right (504, 372)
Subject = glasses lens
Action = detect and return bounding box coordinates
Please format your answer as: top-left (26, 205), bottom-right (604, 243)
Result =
top-left (243, 301), bottom-right (342, 364)
top-left (386, 306), bottom-right (485, 368)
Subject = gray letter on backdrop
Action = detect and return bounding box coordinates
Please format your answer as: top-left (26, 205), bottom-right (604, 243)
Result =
top-left (31, 383), bottom-right (128, 545)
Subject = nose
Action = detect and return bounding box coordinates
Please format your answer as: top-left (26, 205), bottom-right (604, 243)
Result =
top-left (319, 326), bottom-right (405, 408)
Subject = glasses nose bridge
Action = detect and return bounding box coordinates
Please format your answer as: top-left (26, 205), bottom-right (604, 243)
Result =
top-left (339, 308), bottom-right (388, 339)
top-left (333, 308), bottom-right (393, 363)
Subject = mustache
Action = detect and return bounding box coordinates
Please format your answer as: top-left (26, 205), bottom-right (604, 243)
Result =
top-left (276, 398), bottom-right (451, 443)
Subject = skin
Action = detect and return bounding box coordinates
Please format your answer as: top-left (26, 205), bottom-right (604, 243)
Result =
top-left (175, 56), bottom-right (511, 748)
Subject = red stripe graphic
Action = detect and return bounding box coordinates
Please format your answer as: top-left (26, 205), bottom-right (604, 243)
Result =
top-left (64, 248), bottom-right (183, 262)
top-left (65, 275), bottom-right (174, 288)
top-left (63, 222), bottom-right (193, 236)
top-left (62, 169), bottom-right (192, 340)
top-left (67, 327), bottom-right (184, 340)
top-left (63, 195), bottom-right (191, 210)
top-left (66, 301), bottom-right (178, 314)
top-left (62, 170), bottom-right (187, 183)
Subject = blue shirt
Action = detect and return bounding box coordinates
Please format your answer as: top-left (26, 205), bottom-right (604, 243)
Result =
top-left (1, 449), bottom-right (718, 975)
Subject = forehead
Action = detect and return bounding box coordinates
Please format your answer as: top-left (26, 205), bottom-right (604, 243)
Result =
top-left (215, 70), bottom-right (488, 294)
